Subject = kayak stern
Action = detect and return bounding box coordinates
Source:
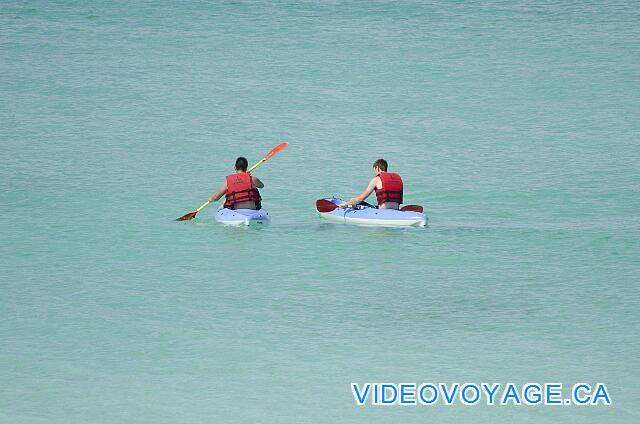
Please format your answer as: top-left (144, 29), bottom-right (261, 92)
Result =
top-left (215, 206), bottom-right (270, 226)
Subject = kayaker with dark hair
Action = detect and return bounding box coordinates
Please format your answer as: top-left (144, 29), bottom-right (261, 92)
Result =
top-left (341, 158), bottom-right (403, 210)
top-left (207, 157), bottom-right (264, 210)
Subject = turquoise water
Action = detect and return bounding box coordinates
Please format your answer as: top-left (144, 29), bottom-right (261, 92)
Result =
top-left (2, 1), bottom-right (639, 422)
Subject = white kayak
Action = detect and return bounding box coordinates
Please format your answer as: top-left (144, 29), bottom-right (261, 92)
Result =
top-left (318, 198), bottom-right (427, 227)
top-left (215, 205), bottom-right (270, 226)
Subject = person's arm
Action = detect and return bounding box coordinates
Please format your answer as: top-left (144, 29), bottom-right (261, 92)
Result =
top-left (344, 177), bottom-right (378, 206)
top-left (251, 175), bottom-right (264, 189)
top-left (208, 182), bottom-right (227, 202)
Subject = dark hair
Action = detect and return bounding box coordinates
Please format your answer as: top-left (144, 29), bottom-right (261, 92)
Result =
top-left (373, 159), bottom-right (388, 172)
top-left (235, 157), bottom-right (248, 171)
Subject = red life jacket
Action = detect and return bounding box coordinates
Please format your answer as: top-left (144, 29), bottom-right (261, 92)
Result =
top-left (224, 172), bottom-right (262, 209)
top-left (375, 172), bottom-right (403, 205)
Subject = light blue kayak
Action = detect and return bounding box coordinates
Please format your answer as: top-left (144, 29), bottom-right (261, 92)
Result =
top-left (215, 205), bottom-right (270, 226)
top-left (318, 198), bottom-right (428, 227)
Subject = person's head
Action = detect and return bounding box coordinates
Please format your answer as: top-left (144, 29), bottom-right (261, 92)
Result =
top-left (235, 157), bottom-right (248, 172)
top-left (373, 158), bottom-right (388, 174)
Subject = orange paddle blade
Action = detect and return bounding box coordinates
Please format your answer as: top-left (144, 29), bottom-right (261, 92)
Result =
top-left (316, 199), bottom-right (339, 213)
top-left (176, 210), bottom-right (199, 221)
top-left (264, 141), bottom-right (289, 161)
top-left (401, 205), bottom-right (423, 213)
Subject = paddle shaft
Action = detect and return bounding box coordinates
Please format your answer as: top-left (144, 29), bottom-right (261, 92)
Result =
top-left (316, 199), bottom-right (423, 213)
top-left (247, 158), bottom-right (265, 173)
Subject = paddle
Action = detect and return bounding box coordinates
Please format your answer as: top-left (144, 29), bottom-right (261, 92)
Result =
top-left (400, 205), bottom-right (423, 213)
top-left (316, 199), bottom-right (342, 213)
top-left (176, 142), bottom-right (289, 221)
top-left (315, 199), bottom-right (424, 213)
